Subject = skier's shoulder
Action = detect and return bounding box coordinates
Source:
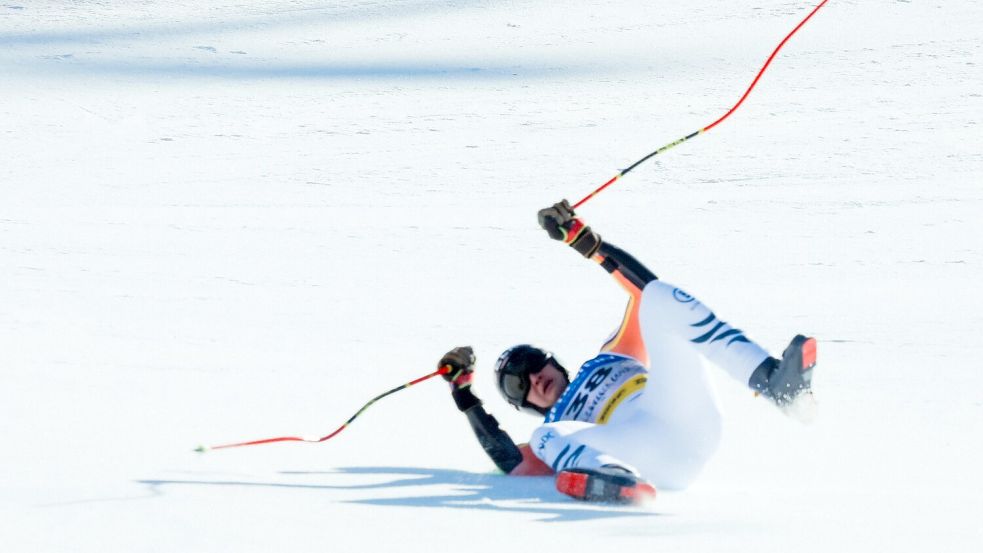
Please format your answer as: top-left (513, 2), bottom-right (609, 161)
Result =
top-left (576, 351), bottom-right (646, 377)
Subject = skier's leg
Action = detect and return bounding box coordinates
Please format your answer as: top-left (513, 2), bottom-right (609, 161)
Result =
top-left (623, 336), bottom-right (725, 488)
top-left (531, 398), bottom-right (718, 491)
top-left (529, 421), bottom-right (642, 475)
top-left (532, 280), bottom-right (774, 490)
top-left (639, 279), bottom-right (772, 387)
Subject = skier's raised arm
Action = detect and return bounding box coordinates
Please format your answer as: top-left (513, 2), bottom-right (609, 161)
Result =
top-left (439, 346), bottom-right (551, 475)
top-left (537, 200), bottom-right (658, 366)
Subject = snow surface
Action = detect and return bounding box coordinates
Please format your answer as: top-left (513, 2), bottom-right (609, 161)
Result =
top-left (2, 1), bottom-right (981, 551)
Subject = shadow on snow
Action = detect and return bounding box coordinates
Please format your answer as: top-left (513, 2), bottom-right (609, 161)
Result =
top-left (37, 60), bottom-right (544, 80)
top-left (0, 1), bottom-right (600, 81)
top-left (0, 1), bottom-right (488, 46)
top-left (136, 466), bottom-right (662, 523)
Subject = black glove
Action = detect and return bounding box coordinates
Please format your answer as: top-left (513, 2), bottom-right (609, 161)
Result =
top-left (537, 199), bottom-right (602, 258)
top-left (439, 346), bottom-right (475, 388)
top-left (440, 346), bottom-right (481, 412)
top-left (537, 199), bottom-right (576, 240)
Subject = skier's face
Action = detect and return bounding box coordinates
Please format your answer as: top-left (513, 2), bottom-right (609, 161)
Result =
top-left (525, 360), bottom-right (568, 409)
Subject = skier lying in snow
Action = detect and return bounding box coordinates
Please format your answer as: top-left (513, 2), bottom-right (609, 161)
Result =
top-left (439, 200), bottom-right (817, 503)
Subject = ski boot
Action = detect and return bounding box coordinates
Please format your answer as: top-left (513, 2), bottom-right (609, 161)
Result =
top-left (750, 335), bottom-right (817, 415)
top-left (555, 466), bottom-right (656, 504)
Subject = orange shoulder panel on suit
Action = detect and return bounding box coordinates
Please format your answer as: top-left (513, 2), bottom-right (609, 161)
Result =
top-left (598, 262), bottom-right (650, 367)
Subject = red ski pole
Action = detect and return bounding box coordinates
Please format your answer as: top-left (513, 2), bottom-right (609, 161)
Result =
top-left (195, 366), bottom-right (451, 453)
top-left (573, 0), bottom-right (828, 209)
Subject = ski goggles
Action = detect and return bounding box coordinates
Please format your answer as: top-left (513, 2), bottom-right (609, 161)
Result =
top-left (498, 349), bottom-right (553, 404)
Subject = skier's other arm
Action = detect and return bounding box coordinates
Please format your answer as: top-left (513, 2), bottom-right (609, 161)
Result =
top-left (439, 347), bottom-right (553, 476)
top-left (537, 200), bottom-right (658, 366)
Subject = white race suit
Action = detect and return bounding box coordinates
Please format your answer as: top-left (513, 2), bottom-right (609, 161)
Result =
top-left (531, 279), bottom-right (771, 490)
